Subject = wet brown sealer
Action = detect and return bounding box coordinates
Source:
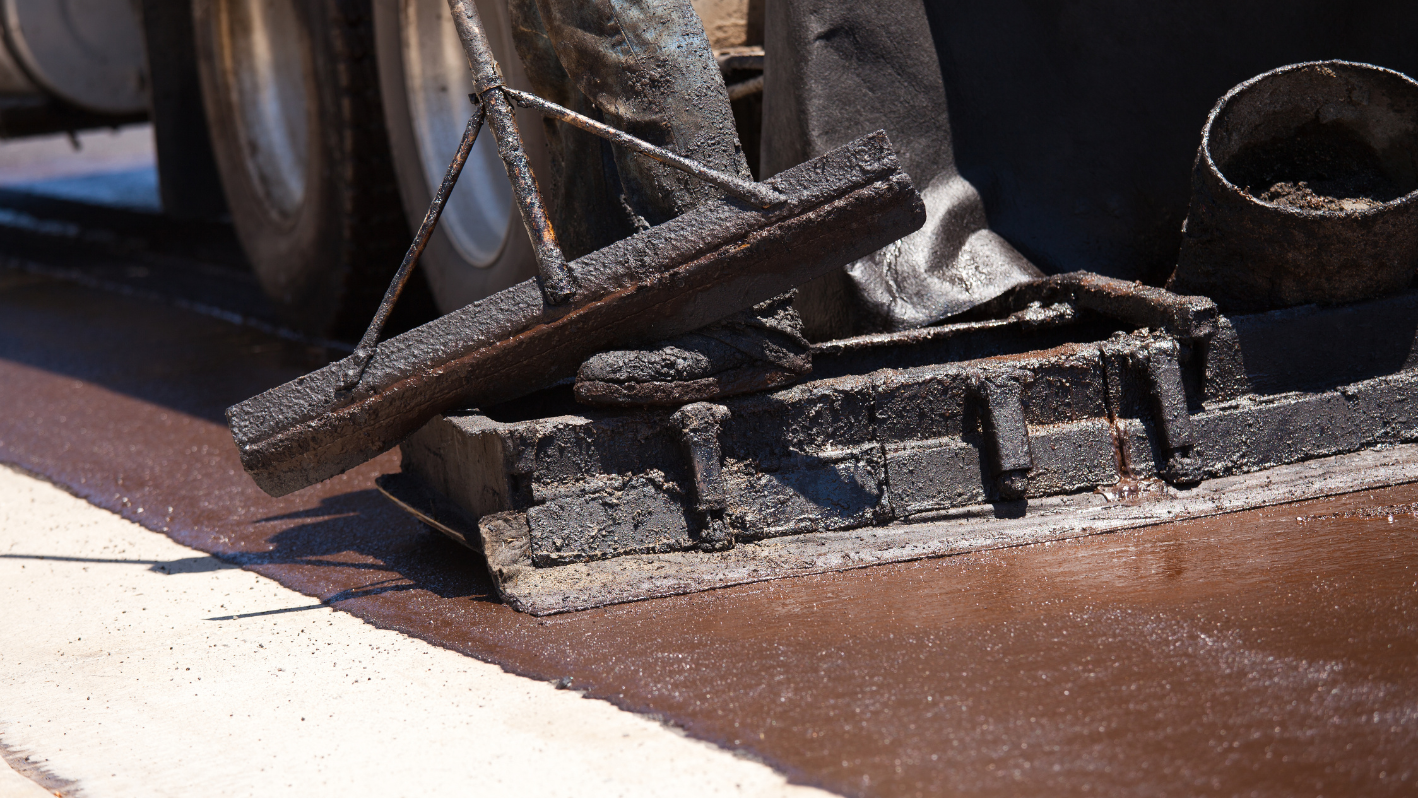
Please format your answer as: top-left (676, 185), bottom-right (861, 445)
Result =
top-left (2, 271), bottom-right (1415, 796)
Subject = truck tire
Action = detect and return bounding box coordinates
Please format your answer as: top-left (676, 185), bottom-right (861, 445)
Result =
top-left (193, 0), bottom-right (410, 339)
top-left (139, 0), bottom-right (227, 221)
top-left (372, 0), bottom-right (542, 314)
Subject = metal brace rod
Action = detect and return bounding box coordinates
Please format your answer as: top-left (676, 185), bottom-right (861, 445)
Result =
top-left (1134, 337), bottom-right (1202, 485)
top-left (502, 87), bottom-right (787, 209)
top-left (446, 0), bottom-right (575, 307)
top-left (478, 87), bottom-right (577, 304)
top-left (347, 0), bottom-right (790, 387)
top-left (339, 105), bottom-right (486, 389)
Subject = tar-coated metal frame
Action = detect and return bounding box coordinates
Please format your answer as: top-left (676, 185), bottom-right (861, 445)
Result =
top-left (386, 276), bottom-right (1418, 613)
top-left (342, 0), bottom-right (785, 387)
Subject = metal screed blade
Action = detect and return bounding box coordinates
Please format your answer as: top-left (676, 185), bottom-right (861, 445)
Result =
top-left (227, 132), bottom-right (925, 497)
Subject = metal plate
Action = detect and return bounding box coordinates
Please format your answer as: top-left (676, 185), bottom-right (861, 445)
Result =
top-left (388, 443), bottom-right (1418, 615)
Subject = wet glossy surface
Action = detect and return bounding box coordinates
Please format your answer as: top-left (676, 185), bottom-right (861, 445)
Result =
top-left (2, 267), bottom-right (1415, 796)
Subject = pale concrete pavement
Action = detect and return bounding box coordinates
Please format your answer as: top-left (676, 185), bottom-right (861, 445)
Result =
top-left (0, 464), bottom-right (830, 797)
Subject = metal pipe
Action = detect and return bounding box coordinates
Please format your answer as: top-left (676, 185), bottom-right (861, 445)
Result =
top-left (726, 74), bottom-right (763, 102)
top-left (445, 0), bottom-right (575, 305)
top-left (342, 105), bottom-right (487, 388)
top-left (502, 87), bottom-right (788, 209)
top-left (443, 0), bottom-right (503, 94)
top-left (480, 88), bottom-right (576, 304)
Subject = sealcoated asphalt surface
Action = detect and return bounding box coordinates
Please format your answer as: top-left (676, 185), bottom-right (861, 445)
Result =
top-left (1, 128), bottom-right (1415, 797)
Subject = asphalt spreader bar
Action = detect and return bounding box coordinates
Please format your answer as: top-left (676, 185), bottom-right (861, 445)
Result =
top-left (227, 131), bottom-right (925, 497)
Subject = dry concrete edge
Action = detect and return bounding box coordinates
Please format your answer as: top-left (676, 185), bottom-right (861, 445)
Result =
top-left (0, 462), bottom-right (836, 798)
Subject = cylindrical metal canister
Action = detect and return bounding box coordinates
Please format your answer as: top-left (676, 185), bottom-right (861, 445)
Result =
top-left (1168, 61), bottom-right (1418, 312)
top-left (0, 0), bottom-right (149, 114)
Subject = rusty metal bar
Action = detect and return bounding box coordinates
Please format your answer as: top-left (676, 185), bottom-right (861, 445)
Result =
top-left (479, 88), bottom-right (576, 304)
top-left (501, 87), bottom-right (787, 209)
top-left (993, 271), bottom-right (1219, 342)
top-left (726, 75), bottom-right (763, 101)
top-left (340, 105), bottom-right (486, 388)
top-left (445, 0), bottom-right (575, 305)
top-left (444, 0), bottom-right (504, 95)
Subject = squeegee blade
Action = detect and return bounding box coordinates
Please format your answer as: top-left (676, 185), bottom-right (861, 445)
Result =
top-left (227, 131), bottom-right (926, 497)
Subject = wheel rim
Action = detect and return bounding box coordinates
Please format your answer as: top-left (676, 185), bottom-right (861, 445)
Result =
top-left (400, 0), bottom-right (512, 267)
top-left (214, 0), bottom-right (311, 220)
